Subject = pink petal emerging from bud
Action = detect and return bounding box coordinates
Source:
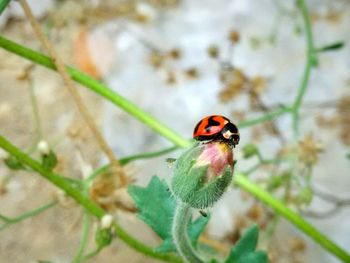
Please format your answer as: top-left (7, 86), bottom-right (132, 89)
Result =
top-left (171, 141), bottom-right (235, 209)
top-left (195, 142), bottom-right (233, 179)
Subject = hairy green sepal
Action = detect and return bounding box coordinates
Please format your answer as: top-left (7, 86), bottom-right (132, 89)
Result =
top-left (171, 145), bottom-right (233, 209)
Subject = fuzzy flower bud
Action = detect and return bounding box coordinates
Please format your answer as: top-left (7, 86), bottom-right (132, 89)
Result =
top-left (37, 140), bottom-right (50, 155)
top-left (171, 142), bottom-right (234, 209)
top-left (100, 214), bottom-right (114, 229)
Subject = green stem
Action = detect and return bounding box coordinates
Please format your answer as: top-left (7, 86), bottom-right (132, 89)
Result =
top-left (0, 201), bottom-right (56, 230)
top-left (85, 145), bottom-right (179, 183)
top-left (83, 247), bottom-right (101, 261)
top-left (172, 201), bottom-right (203, 263)
top-left (234, 173), bottom-right (350, 263)
top-left (28, 79), bottom-right (43, 142)
top-left (0, 135), bottom-right (181, 263)
top-left (237, 106), bottom-right (291, 129)
top-left (292, 0), bottom-right (317, 139)
top-left (72, 212), bottom-right (91, 263)
top-left (120, 145), bottom-right (179, 164)
top-left (0, 36), bottom-right (189, 149)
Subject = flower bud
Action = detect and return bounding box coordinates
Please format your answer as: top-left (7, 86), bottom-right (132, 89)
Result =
top-left (37, 140), bottom-right (50, 155)
top-left (171, 142), bottom-right (234, 209)
top-left (101, 214), bottom-right (114, 229)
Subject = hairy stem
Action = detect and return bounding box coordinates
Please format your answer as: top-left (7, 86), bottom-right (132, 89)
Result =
top-left (172, 201), bottom-right (203, 263)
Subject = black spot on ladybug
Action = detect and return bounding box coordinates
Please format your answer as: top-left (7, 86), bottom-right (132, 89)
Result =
top-left (207, 116), bottom-right (220, 127)
top-left (223, 122), bottom-right (239, 134)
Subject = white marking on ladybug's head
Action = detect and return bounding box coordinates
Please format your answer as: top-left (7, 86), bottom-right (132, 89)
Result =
top-left (223, 130), bottom-right (232, 139)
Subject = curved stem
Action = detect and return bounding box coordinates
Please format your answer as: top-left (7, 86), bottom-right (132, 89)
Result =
top-left (0, 201), bottom-right (56, 231)
top-left (72, 212), bottom-right (91, 263)
top-left (172, 201), bottom-right (203, 263)
top-left (238, 106), bottom-right (291, 129)
top-left (85, 145), bottom-right (178, 183)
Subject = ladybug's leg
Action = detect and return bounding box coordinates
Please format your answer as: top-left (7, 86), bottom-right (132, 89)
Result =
top-left (199, 210), bottom-right (207, 217)
top-left (166, 158), bottom-right (177, 163)
top-left (233, 160), bottom-right (237, 167)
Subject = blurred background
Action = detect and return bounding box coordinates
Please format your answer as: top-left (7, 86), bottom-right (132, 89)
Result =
top-left (0, 0), bottom-right (349, 262)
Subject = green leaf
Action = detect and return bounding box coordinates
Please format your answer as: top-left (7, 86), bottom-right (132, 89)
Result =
top-left (237, 251), bottom-right (269, 263)
top-left (0, 0), bottom-right (11, 16)
top-left (4, 155), bottom-right (25, 170)
top-left (225, 224), bottom-right (269, 263)
top-left (42, 150), bottom-right (58, 171)
top-left (128, 176), bottom-right (175, 239)
top-left (128, 176), bottom-right (209, 252)
top-left (317, 41), bottom-right (345, 52)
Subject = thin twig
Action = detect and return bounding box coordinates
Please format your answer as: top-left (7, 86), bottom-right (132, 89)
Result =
top-left (248, 88), bottom-right (286, 144)
top-left (313, 186), bottom-right (350, 205)
top-left (72, 212), bottom-right (91, 263)
top-left (0, 201), bottom-right (57, 231)
top-left (19, 0), bottom-right (127, 186)
top-left (292, 0), bottom-right (317, 139)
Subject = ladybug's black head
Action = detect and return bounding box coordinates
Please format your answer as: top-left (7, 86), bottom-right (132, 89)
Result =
top-left (220, 122), bottom-right (240, 148)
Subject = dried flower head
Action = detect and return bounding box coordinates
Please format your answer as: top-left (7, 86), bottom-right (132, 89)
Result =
top-left (298, 134), bottom-right (324, 166)
top-left (218, 68), bottom-right (246, 102)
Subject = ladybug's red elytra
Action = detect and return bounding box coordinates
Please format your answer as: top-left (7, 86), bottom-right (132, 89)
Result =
top-left (193, 115), bottom-right (240, 147)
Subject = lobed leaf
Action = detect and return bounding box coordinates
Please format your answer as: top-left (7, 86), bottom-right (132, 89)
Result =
top-left (128, 176), bottom-right (209, 253)
top-left (225, 224), bottom-right (268, 263)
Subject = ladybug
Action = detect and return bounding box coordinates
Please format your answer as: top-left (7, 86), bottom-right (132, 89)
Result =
top-left (193, 115), bottom-right (240, 147)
